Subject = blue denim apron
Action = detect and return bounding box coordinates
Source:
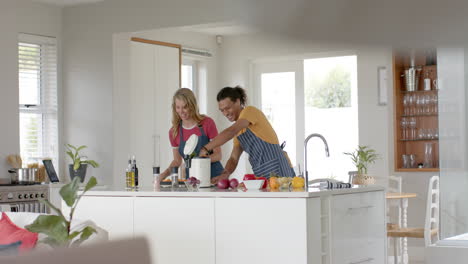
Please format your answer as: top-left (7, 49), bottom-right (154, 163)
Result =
top-left (236, 128), bottom-right (295, 177)
top-left (178, 124), bottom-right (224, 178)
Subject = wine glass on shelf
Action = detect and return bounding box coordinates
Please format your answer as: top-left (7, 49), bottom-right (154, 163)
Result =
top-left (424, 94), bottom-right (431, 114)
top-left (403, 94), bottom-right (409, 116)
top-left (409, 117), bottom-right (417, 140)
top-left (432, 94), bottom-right (438, 114)
top-left (400, 117), bottom-right (407, 140)
top-left (408, 93), bottom-right (415, 115)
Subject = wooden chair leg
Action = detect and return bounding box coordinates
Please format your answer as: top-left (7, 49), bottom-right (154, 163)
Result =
top-left (394, 237), bottom-right (398, 264)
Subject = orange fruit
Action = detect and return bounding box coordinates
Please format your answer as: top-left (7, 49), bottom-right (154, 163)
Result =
top-left (269, 176), bottom-right (280, 190)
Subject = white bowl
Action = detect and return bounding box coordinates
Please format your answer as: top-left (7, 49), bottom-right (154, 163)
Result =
top-left (243, 179), bottom-right (264, 190)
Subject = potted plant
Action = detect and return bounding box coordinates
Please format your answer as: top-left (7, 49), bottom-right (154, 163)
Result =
top-left (26, 176), bottom-right (98, 247)
top-left (66, 144), bottom-right (99, 183)
top-left (344, 145), bottom-right (379, 185)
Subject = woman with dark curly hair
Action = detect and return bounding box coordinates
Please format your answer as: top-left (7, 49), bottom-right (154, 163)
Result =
top-left (200, 86), bottom-right (294, 183)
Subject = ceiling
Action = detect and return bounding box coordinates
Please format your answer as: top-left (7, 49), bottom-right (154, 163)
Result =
top-left (31, 0), bottom-right (104, 6)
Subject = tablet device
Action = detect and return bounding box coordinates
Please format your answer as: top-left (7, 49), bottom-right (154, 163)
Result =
top-left (42, 159), bottom-right (60, 183)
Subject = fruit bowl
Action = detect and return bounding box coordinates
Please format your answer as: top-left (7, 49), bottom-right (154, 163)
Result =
top-left (242, 179), bottom-right (264, 190)
top-left (184, 181), bottom-right (200, 191)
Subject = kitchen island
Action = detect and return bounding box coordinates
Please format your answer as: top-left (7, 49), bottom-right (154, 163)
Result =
top-left (69, 185), bottom-right (386, 264)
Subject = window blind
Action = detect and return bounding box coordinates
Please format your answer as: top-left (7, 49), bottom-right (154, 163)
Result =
top-left (18, 34), bottom-right (58, 169)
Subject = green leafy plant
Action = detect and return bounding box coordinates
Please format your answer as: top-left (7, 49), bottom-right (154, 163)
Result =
top-left (66, 144), bottom-right (99, 171)
top-left (344, 145), bottom-right (379, 175)
top-left (26, 176), bottom-right (98, 247)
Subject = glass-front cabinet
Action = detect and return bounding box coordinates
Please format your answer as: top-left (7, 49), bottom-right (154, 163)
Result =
top-left (393, 49), bottom-right (440, 172)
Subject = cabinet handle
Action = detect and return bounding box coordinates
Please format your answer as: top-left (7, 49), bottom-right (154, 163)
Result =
top-left (347, 205), bottom-right (374, 211)
top-left (349, 257), bottom-right (374, 264)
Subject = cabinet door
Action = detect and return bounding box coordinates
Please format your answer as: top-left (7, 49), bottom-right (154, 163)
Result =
top-left (215, 198), bottom-right (314, 264)
top-left (329, 191), bottom-right (385, 264)
top-left (134, 197), bottom-right (215, 264)
top-left (70, 196), bottom-right (134, 240)
top-left (129, 41), bottom-right (180, 188)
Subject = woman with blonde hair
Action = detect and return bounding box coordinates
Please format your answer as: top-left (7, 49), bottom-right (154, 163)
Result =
top-left (159, 88), bottom-right (223, 181)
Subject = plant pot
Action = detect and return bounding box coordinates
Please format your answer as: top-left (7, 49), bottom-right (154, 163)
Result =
top-left (69, 164), bottom-right (88, 183)
top-left (352, 174), bottom-right (375, 185)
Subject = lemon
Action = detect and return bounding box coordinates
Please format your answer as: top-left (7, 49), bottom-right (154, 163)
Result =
top-left (292, 176), bottom-right (305, 189)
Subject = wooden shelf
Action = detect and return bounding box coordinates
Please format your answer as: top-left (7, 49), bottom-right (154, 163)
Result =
top-left (393, 49), bottom-right (440, 171)
top-left (401, 114), bottom-right (438, 117)
top-left (400, 139), bottom-right (439, 142)
top-left (396, 168), bottom-right (440, 172)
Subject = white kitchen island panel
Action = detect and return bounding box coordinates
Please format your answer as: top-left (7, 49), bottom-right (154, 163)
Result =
top-left (134, 197), bottom-right (216, 264)
top-left (73, 186), bottom-right (385, 264)
top-left (71, 196), bottom-right (134, 240)
top-left (215, 197), bottom-right (321, 264)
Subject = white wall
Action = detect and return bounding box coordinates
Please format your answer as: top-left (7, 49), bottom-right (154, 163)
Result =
top-left (0, 0), bottom-right (62, 181)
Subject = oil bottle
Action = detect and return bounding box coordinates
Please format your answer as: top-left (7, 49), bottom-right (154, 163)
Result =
top-left (125, 157), bottom-right (134, 189)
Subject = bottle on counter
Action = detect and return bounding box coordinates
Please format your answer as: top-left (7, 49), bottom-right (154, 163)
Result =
top-left (170, 167), bottom-right (179, 189)
top-left (132, 155), bottom-right (139, 189)
top-left (153, 166), bottom-right (160, 190)
top-left (125, 157), bottom-right (134, 189)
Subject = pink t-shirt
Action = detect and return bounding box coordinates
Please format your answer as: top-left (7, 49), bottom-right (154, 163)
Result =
top-left (169, 117), bottom-right (219, 148)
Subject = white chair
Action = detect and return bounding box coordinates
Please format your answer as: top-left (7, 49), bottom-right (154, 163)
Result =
top-left (387, 175), bottom-right (403, 263)
top-left (388, 175), bottom-right (440, 264)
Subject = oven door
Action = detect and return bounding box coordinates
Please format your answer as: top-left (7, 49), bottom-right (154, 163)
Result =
top-left (0, 202), bottom-right (46, 213)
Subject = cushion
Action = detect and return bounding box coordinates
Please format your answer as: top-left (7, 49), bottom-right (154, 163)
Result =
top-left (0, 212), bottom-right (38, 252)
top-left (0, 241), bottom-right (22, 256)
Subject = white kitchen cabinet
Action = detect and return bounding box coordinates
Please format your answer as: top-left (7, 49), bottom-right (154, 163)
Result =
top-left (69, 196), bottom-right (134, 240)
top-left (327, 191), bottom-right (386, 264)
top-left (114, 39), bottom-right (180, 189)
top-left (74, 187), bottom-right (385, 264)
top-left (215, 197), bottom-right (321, 264)
top-left (134, 197), bottom-right (216, 264)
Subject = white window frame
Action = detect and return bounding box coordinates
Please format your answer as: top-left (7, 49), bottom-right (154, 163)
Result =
top-left (18, 33), bottom-right (59, 170)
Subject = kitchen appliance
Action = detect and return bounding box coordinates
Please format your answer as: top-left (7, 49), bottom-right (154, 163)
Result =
top-left (8, 168), bottom-right (37, 184)
top-left (0, 184), bottom-right (49, 213)
top-left (189, 158), bottom-right (211, 188)
top-left (183, 134), bottom-right (198, 179)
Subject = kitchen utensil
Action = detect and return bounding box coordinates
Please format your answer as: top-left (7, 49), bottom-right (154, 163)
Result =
top-left (8, 168), bottom-right (37, 184)
top-left (184, 134), bottom-right (198, 156)
top-left (189, 158), bottom-right (211, 188)
top-left (402, 67), bottom-right (421, 91)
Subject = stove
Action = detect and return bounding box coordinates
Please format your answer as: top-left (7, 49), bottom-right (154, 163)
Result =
top-left (0, 184), bottom-right (49, 213)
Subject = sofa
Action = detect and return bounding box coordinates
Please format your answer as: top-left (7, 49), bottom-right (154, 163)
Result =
top-left (0, 212), bottom-right (108, 253)
top-left (0, 237), bottom-right (151, 264)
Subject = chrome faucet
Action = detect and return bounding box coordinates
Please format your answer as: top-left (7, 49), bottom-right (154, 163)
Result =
top-left (304, 133), bottom-right (330, 188)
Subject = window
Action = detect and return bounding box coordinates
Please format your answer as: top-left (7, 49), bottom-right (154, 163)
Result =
top-left (253, 55), bottom-right (358, 182)
top-left (18, 34), bottom-right (58, 169)
top-left (181, 59), bottom-right (197, 93)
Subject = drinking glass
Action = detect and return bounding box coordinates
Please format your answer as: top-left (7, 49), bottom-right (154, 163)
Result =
top-left (409, 117), bottom-right (417, 140)
top-left (424, 143), bottom-right (434, 168)
top-left (402, 154), bottom-right (410, 168)
top-left (403, 94), bottom-right (409, 115)
top-left (400, 117), bottom-right (407, 139)
top-left (409, 154), bottom-right (416, 168)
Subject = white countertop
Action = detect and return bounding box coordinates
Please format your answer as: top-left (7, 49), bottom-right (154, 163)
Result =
top-left (82, 185), bottom-right (384, 198)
